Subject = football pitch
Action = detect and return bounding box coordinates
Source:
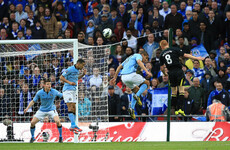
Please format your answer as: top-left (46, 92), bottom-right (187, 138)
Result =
top-left (0, 142), bottom-right (229, 150)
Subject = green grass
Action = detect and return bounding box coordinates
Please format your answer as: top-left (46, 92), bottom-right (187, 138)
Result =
top-left (0, 142), bottom-right (229, 150)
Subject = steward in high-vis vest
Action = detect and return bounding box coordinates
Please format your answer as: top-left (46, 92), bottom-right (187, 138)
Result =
top-left (206, 99), bottom-right (230, 122)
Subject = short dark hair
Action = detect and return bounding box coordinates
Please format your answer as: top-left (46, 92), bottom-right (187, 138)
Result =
top-left (140, 50), bottom-right (149, 57)
top-left (77, 58), bottom-right (85, 64)
top-left (44, 78), bottom-right (51, 83)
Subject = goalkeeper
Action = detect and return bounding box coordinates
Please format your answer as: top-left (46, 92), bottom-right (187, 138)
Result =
top-left (60, 59), bottom-right (86, 134)
top-left (111, 51), bottom-right (152, 119)
top-left (24, 79), bottom-right (63, 143)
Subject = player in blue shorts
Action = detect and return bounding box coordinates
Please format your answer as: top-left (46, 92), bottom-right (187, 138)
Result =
top-left (24, 79), bottom-right (63, 143)
top-left (60, 59), bottom-right (86, 134)
top-left (111, 51), bottom-right (152, 119)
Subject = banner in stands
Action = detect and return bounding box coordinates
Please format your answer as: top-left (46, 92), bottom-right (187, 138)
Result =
top-left (0, 122), bottom-right (230, 142)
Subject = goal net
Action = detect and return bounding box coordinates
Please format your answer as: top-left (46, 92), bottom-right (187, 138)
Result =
top-left (0, 39), bottom-right (110, 142)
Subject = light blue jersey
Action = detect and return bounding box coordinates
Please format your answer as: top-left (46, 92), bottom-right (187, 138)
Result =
top-left (33, 88), bottom-right (63, 112)
top-left (121, 54), bottom-right (142, 75)
top-left (62, 65), bottom-right (79, 92)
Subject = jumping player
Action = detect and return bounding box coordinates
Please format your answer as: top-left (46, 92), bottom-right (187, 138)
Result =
top-left (24, 79), bottom-right (63, 143)
top-left (159, 40), bottom-right (204, 116)
top-left (60, 59), bottom-right (86, 134)
top-left (111, 51), bottom-right (152, 119)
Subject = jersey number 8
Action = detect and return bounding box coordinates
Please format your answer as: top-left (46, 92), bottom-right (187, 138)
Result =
top-left (165, 54), bottom-right (172, 64)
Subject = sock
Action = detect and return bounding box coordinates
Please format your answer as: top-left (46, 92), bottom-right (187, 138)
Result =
top-left (68, 112), bottom-right (76, 127)
top-left (178, 94), bottom-right (184, 110)
top-left (73, 113), bottom-right (76, 123)
top-left (30, 126), bottom-right (35, 139)
top-left (131, 95), bottom-right (136, 110)
top-left (171, 95), bottom-right (177, 110)
top-left (136, 84), bottom-right (147, 97)
top-left (57, 125), bottom-right (62, 137)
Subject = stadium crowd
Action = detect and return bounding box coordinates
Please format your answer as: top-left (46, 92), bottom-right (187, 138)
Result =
top-left (0, 0), bottom-right (230, 122)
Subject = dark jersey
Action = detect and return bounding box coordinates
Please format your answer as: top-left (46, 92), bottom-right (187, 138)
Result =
top-left (160, 47), bottom-right (184, 71)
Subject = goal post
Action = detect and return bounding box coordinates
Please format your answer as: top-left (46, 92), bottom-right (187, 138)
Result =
top-left (0, 39), bottom-right (109, 142)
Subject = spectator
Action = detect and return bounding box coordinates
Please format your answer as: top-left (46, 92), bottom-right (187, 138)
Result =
top-left (108, 66), bottom-right (121, 84)
top-left (89, 7), bottom-right (100, 28)
top-left (178, 2), bottom-right (186, 19)
top-left (78, 92), bottom-right (91, 117)
top-left (32, 20), bottom-right (47, 39)
top-left (87, 36), bottom-right (94, 45)
top-left (78, 32), bottom-right (86, 44)
top-left (89, 68), bottom-right (102, 88)
top-left (184, 69), bottom-right (194, 87)
top-left (117, 4), bottom-right (129, 27)
top-left (0, 28), bottom-right (11, 40)
top-left (25, 28), bottom-right (32, 40)
top-left (195, 21), bottom-right (212, 53)
top-left (184, 88), bottom-right (193, 115)
top-left (127, 0), bottom-right (138, 16)
top-left (175, 29), bottom-right (189, 46)
top-left (188, 10), bottom-right (200, 37)
top-left (16, 30), bottom-right (25, 40)
top-left (85, 20), bottom-right (95, 41)
top-left (53, 2), bottom-right (67, 22)
top-left (149, 7), bottom-right (164, 30)
top-left (122, 47), bottom-right (134, 62)
top-left (11, 22), bottom-right (19, 39)
top-left (35, 5), bottom-right (44, 19)
top-left (26, 0), bottom-right (36, 12)
top-left (204, 57), bottom-right (217, 78)
top-left (157, 74), bottom-right (168, 88)
top-left (159, 1), bottom-right (171, 20)
top-left (32, 67), bottom-right (41, 88)
top-left (108, 85), bottom-right (121, 122)
top-left (164, 4), bottom-right (184, 33)
top-left (177, 36), bottom-right (190, 54)
top-left (150, 78), bottom-right (160, 90)
top-left (26, 11), bottom-right (37, 28)
top-left (68, 0), bottom-right (86, 37)
top-left (113, 45), bottom-right (124, 64)
top-left (188, 77), bottom-right (205, 114)
top-left (207, 81), bottom-right (230, 108)
top-left (201, 71), bottom-right (215, 108)
top-left (0, 0), bottom-right (9, 22)
top-left (120, 86), bottom-right (133, 120)
top-left (192, 60), bottom-right (205, 81)
top-left (19, 19), bottom-right (27, 35)
top-left (214, 67), bottom-right (228, 89)
top-left (40, 7), bottom-right (58, 39)
top-left (143, 33), bottom-right (159, 61)
top-left (123, 28), bottom-right (137, 51)
top-left (182, 22), bottom-right (192, 41)
top-left (138, 89), bottom-right (152, 121)
top-left (17, 83), bottom-right (32, 121)
top-left (206, 98), bottom-right (230, 122)
top-left (98, 13), bottom-right (113, 32)
top-left (114, 22), bottom-right (125, 42)
top-left (15, 4), bottom-right (28, 23)
top-left (0, 87), bottom-right (11, 121)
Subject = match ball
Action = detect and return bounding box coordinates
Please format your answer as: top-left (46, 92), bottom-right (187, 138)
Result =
top-left (103, 28), bottom-right (112, 39)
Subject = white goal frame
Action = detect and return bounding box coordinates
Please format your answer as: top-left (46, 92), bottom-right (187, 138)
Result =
top-left (0, 39), bottom-right (79, 143)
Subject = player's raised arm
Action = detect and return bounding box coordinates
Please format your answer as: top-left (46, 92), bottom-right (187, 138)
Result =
top-left (60, 75), bottom-right (76, 85)
top-left (111, 64), bottom-right (123, 83)
top-left (24, 100), bottom-right (35, 114)
top-left (183, 53), bottom-right (205, 61)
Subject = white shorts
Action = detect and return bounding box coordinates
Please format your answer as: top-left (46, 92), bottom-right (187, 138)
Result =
top-left (63, 90), bottom-right (77, 103)
top-left (121, 72), bottom-right (145, 89)
top-left (34, 110), bottom-right (58, 121)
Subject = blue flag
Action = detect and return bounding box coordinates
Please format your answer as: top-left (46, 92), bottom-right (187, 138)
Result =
top-left (191, 44), bottom-right (209, 58)
top-left (25, 44), bottom-right (41, 61)
top-left (149, 87), bottom-right (168, 115)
